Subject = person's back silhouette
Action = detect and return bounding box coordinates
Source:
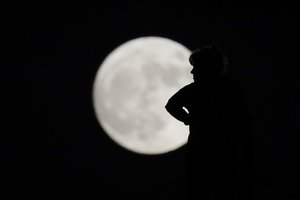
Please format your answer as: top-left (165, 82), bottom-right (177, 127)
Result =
top-left (165, 46), bottom-right (253, 200)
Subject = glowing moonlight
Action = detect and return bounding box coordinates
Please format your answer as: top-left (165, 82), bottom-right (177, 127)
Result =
top-left (92, 36), bottom-right (193, 154)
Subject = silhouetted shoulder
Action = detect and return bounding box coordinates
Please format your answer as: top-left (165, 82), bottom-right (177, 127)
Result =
top-left (167, 83), bottom-right (195, 104)
top-left (178, 82), bottom-right (196, 92)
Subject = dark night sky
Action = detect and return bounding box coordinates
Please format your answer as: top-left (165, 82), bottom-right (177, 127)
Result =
top-left (1, 1), bottom-right (300, 200)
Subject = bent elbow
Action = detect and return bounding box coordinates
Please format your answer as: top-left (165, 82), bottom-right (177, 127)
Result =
top-left (165, 101), bottom-right (176, 115)
top-left (165, 102), bottom-right (171, 112)
top-left (165, 100), bottom-right (178, 114)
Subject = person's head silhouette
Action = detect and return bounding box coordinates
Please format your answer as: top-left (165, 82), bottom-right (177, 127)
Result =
top-left (189, 45), bottom-right (227, 81)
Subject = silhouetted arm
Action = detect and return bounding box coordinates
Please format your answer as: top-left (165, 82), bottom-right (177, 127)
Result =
top-left (165, 86), bottom-right (190, 125)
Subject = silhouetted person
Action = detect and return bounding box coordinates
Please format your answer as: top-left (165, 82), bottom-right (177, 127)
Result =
top-left (165, 46), bottom-right (253, 200)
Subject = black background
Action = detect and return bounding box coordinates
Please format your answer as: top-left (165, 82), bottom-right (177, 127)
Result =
top-left (1, 1), bottom-right (300, 199)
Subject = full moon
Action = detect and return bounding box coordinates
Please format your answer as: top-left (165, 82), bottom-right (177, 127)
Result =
top-left (92, 36), bottom-right (193, 154)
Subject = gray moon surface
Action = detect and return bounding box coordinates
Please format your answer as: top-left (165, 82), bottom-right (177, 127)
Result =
top-left (92, 36), bottom-right (193, 154)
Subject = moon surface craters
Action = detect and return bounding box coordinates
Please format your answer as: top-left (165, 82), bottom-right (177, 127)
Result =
top-left (93, 36), bottom-right (192, 154)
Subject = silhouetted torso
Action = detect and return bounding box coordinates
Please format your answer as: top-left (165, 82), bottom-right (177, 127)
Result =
top-left (185, 76), bottom-right (240, 158)
top-left (166, 74), bottom-right (252, 200)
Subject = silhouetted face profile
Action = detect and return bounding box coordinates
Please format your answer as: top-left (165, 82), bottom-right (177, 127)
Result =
top-left (189, 46), bottom-right (226, 82)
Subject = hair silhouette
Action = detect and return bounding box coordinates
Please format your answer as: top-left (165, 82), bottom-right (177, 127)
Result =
top-left (189, 45), bottom-right (228, 75)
